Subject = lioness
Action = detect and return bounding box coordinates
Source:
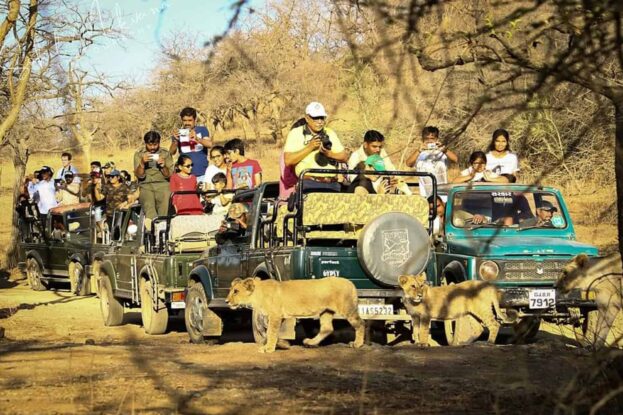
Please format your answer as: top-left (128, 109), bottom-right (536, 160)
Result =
top-left (399, 274), bottom-right (506, 346)
top-left (557, 253), bottom-right (622, 348)
top-left (226, 277), bottom-right (365, 353)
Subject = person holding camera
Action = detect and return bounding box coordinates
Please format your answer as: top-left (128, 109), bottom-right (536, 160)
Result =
top-left (134, 131), bottom-right (174, 219)
top-left (283, 102), bottom-right (348, 192)
top-left (33, 166), bottom-right (58, 224)
top-left (55, 171), bottom-right (81, 205)
top-left (405, 126), bottom-right (458, 196)
top-left (170, 107), bottom-right (211, 182)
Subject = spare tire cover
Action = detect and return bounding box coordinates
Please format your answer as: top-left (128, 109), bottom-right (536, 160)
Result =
top-left (357, 212), bottom-right (431, 287)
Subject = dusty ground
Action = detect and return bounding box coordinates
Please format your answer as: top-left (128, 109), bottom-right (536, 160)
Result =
top-left (1, 270), bottom-right (621, 415)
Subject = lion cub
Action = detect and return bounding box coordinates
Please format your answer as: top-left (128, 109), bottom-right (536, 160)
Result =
top-left (556, 253), bottom-right (622, 348)
top-left (226, 277), bottom-right (365, 353)
top-left (399, 274), bottom-right (506, 346)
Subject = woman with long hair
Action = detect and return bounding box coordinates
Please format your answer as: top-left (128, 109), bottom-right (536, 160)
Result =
top-left (486, 129), bottom-right (519, 179)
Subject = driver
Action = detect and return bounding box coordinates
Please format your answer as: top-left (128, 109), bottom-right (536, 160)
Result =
top-left (520, 201), bottom-right (556, 227)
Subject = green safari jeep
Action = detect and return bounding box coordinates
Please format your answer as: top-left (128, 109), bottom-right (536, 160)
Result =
top-left (184, 170), bottom-right (436, 345)
top-left (97, 191), bottom-right (224, 334)
top-left (432, 183), bottom-right (599, 343)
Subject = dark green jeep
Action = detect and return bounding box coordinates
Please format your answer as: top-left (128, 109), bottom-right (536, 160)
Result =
top-left (97, 191), bottom-right (224, 334)
top-left (17, 202), bottom-right (99, 294)
top-left (184, 170), bottom-right (435, 344)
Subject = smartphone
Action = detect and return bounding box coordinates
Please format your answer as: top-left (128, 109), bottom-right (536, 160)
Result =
top-left (427, 143), bottom-right (438, 150)
top-left (178, 128), bottom-right (190, 142)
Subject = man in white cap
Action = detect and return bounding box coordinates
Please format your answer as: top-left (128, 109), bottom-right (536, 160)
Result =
top-left (283, 102), bottom-right (348, 192)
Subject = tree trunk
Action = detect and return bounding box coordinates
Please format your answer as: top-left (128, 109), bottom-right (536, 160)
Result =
top-left (251, 111), bottom-right (262, 158)
top-left (614, 100), bottom-right (623, 258)
top-left (5, 140), bottom-right (29, 268)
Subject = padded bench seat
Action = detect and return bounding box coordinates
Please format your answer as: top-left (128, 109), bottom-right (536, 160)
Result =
top-left (275, 192), bottom-right (429, 240)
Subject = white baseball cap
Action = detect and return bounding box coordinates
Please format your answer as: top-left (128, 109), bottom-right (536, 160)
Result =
top-left (305, 102), bottom-right (327, 118)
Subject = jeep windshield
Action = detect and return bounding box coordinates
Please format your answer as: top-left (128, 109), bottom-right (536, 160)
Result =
top-left (451, 190), bottom-right (568, 230)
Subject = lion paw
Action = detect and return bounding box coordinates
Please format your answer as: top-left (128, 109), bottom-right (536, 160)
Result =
top-left (277, 339), bottom-right (291, 350)
top-left (302, 339), bottom-right (318, 348)
top-left (349, 340), bottom-right (364, 349)
top-left (415, 342), bottom-right (429, 348)
top-left (258, 345), bottom-right (276, 353)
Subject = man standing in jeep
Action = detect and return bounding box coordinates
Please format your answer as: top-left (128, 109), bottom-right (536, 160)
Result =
top-left (283, 102), bottom-right (348, 192)
top-left (170, 107), bottom-right (212, 182)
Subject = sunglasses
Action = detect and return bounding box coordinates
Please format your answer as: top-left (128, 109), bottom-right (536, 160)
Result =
top-left (182, 163), bottom-right (193, 168)
top-left (309, 116), bottom-right (326, 121)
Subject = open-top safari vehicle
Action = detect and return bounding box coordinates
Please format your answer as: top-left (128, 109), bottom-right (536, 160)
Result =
top-left (183, 169), bottom-right (437, 345)
top-left (97, 190), bottom-right (232, 334)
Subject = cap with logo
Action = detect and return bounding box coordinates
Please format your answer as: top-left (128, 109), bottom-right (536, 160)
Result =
top-left (305, 102), bottom-right (327, 118)
top-left (538, 200), bottom-right (558, 212)
top-left (108, 169), bottom-right (121, 177)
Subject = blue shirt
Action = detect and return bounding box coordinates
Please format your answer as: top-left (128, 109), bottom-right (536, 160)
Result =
top-left (173, 126), bottom-right (210, 177)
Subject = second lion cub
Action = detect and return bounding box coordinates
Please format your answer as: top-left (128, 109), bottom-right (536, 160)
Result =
top-left (399, 274), bottom-right (507, 346)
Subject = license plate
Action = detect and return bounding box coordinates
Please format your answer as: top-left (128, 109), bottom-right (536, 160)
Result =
top-left (170, 301), bottom-right (186, 309)
top-left (358, 304), bottom-right (394, 317)
top-left (529, 289), bottom-right (556, 309)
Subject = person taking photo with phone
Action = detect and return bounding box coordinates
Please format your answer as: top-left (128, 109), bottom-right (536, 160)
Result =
top-left (134, 131), bottom-right (174, 219)
top-left (170, 107), bottom-right (212, 181)
top-left (405, 126), bottom-right (458, 196)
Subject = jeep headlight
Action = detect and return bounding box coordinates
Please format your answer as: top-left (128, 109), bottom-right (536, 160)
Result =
top-left (479, 261), bottom-right (499, 281)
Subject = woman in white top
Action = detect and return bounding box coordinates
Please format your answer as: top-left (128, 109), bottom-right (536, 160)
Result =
top-left (201, 145), bottom-right (227, 190)
top-left (485, 129), bottom-right (519, 178)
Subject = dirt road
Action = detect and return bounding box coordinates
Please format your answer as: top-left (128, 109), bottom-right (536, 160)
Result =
top-left (0, 272), bottom-right (616, 414)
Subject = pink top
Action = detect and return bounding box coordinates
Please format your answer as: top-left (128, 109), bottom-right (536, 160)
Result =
top-left (279, 152), bottom-right (297, 201)
top-left (169, 173), bottom-right (203, 215)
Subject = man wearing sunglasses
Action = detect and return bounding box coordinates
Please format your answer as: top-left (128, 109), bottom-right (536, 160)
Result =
top-left (283, 102), bottom-right (348, 192)
top-left (94, 169), bottom-right (130, 228)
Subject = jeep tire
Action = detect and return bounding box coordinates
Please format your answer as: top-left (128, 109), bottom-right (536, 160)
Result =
top-left (69, 261), bottom-right (90, 296)
top-left (26, 258), bottom-right (47, 291)
top-left (185, 283), bottom-right (209, 344)
top-left (99, 272), bottom-right (123, 326)
top-left (140, 278), bottom-right (168, 335)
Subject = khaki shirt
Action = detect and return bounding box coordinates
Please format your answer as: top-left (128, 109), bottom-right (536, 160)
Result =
top-left (133, 147), bottom-right (174, 185)
top-left (284, 125), bottom-right (344, 177)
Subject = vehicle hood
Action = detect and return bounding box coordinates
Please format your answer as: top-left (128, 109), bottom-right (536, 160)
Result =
top-left (447, 237), bottom-right (598, 257)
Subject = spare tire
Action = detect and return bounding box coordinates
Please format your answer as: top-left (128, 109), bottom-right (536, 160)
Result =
top-left (357, 212), bottom-right (430, 287)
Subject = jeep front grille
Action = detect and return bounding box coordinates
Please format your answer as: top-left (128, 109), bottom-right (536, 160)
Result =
top-left (498, 260), bottom-right (565, 281)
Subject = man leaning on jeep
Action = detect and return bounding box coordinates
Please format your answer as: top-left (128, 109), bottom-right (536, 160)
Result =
top-left (283, 102), bottom-right (348, 192)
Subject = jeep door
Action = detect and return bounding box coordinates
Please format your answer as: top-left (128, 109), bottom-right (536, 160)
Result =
top-left (47, 213), bottom-right (69, 277)
top-left (108, 206), bottom-right (143, 300)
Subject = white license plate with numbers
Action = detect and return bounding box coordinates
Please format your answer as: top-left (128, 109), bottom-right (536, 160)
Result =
top-left (170, 301), bottom-right (186, 309)
top-left (529, 289), bottom-right (556, 309)
top-left (358, 304), bottom-right (394, 317)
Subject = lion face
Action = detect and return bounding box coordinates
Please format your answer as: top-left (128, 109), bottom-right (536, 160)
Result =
top-left (556, 254), bottom-right (589, 292)
top-left (398, 273), bottom-right (428, 303)
top-left (226, 278), bottom-right (256, 309)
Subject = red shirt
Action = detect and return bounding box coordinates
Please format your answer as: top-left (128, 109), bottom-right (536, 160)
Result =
top-left (230, 159), bottom-right (262, 189)
top-left (169, 173), bottom-right (203, 215)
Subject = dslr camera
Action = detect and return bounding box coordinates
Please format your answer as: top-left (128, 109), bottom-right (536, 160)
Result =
top-left (317, 130), bottom-right (332, 150)
top-left (314, 130), bottom-right (337, 167)
top-left (54, 178), bottom-right (65, 189)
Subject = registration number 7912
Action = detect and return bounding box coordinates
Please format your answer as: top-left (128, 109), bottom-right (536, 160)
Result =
top-left (528, 289), bottom-right (556, 309)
